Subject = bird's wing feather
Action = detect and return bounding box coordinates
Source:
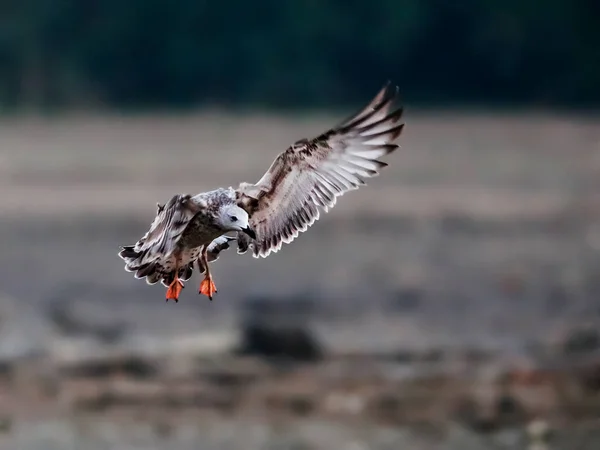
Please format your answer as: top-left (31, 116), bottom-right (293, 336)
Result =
top-left (235, 82), bottom-right (404, 258)
top-left (122, 194), bottom-right (206, 270)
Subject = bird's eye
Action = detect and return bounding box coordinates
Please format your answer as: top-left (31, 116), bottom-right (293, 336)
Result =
top-left (229, 215), bottom-right (238, 222)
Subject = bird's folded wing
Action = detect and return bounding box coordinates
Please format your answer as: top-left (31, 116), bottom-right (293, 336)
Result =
top-left (132, 194), bottom-right (205, 262)
top-left (235, 82), bottom-right (404, 258)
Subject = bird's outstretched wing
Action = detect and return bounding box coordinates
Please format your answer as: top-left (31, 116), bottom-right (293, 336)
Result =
top-left (118, 194), bottom-right (206, 276)
top-left (235, 82), bottom-right (404, 258)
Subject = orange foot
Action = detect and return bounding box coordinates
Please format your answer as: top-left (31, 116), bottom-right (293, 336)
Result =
top-left (166, 277), bottom-right (184, 302)
top-left (199, 276), bottom-right (217, 300)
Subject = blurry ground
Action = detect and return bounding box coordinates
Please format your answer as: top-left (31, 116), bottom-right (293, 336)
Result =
top-left (0, 111), bottom-right (599, 449)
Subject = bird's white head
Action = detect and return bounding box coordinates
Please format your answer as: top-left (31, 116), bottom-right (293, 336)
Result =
top-left (217, 204), bottom-right (256, 239)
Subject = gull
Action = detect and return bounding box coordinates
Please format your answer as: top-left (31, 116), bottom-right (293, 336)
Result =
top-left (118, 82), bottom-right (404, 302)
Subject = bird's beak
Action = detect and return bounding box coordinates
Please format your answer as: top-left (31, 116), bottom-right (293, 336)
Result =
top-left (242, 226), bottom-right (256, 240)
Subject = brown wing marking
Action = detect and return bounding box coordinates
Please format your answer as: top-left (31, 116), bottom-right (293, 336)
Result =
top-left (235, 82), bottom-right (404, 258)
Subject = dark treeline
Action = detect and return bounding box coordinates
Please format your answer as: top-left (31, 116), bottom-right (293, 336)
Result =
top-left (0, 0), bottom-right (598, 111)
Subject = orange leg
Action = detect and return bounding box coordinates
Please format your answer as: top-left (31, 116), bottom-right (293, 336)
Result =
top-left (166, 276), bottom-right (184, 302)
top-left (198, 246), bottom-right (217, 300)
top-left (199, 276), bottom-right (217, 300)
top-left (166, 261), bottom-right (184, 302)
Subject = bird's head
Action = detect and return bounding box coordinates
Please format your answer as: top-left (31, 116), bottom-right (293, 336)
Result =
top-left (217, 204), bottom-right (256, 239)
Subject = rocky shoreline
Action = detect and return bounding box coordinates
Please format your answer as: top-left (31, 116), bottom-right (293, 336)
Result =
top-left (1, 318), bottom-right (599, 448)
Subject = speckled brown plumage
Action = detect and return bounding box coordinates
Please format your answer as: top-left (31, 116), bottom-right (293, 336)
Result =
top-left (235, 81), bottom-right (404, 258)
top-left (120, 82), bottom-right (405, 301)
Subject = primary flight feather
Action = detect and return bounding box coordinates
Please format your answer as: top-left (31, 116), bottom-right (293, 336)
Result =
top-left (119, 82), bottom-right (404, 302)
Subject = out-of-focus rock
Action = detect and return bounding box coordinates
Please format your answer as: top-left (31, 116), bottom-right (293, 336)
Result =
top-left (236, 323), bottom-right (323, 362)
top-left (59, 354), bottom-right (158, 379)
top-left (452, 377), bottom-right (529, 433)
top-left (494, 393), bottom-right (527, 426)
top-left (453, 396), bottom-right (489, 432)
top-left (391, 287), bottom-right (423, 312)
top-left (0, 359), bottom-right (14, 385)
top-left (0, 415), bottom-right (12, 434)
top-left (236, 295), bottom-right (323, 361)
top-left (562, 327), bottom-right (600, 355)
top-left (265, 393), bottom-right (317, 417)
top-left (576, 360), bottom-right (600, 392)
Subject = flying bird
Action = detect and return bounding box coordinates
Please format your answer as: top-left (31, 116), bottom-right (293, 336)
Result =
top-left (119, 82), bottom-right (404, 302)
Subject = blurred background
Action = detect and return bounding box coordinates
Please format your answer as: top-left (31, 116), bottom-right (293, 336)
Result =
top-left (0, 1), bottom-right (600, 449)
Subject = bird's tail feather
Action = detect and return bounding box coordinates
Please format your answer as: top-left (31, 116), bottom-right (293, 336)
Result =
top-left (119, 235), bottom-right (236, 287)
top-left (119, 245), bottom-right (191, 286)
